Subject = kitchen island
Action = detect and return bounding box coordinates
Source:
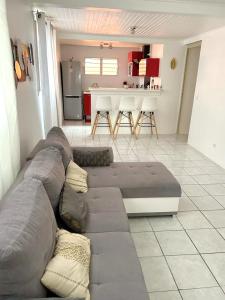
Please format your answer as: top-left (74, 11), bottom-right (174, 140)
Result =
top-left (89, 88), bottom-right (162, 134)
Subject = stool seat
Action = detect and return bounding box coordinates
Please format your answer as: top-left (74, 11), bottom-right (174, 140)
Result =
top-left (119, 96), bottom-right (136, 112)
top-left (113, 96), bottom-right (136, 139)
top-left (91, 96), bottom-right (113, 138)
top-left (141, 97), bottom-right (157, 112)
top-left (96, 96), bottom-right (112, 112)
top-left (135, 97), bottom-right (158, 139)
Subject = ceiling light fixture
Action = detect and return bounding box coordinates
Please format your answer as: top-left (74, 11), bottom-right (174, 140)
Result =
top-left (130, 26), bottom-right (137, 35)
top-left (99, 42), bottom-right (113, 49)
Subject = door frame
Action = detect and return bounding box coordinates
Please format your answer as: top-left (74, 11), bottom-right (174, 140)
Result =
top-left (177, 41), bottom-right (202, 134)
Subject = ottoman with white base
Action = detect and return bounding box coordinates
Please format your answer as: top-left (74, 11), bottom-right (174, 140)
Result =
top-left (84, 162), bottom-right (181, 216)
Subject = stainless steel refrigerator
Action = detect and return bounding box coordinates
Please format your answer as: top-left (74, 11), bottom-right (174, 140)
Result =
top-left (61, 60), bottom-right (82, 120)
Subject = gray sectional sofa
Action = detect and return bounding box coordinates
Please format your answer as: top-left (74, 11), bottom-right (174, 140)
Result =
top-left (0, 127), bottom-right (181, 300)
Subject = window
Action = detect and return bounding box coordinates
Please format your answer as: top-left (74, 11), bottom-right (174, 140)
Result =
top-left (102, 58), bottom-right (118, 75)
top-left (85, 58), bottom-right (101, 75)
top-left (85, 58), bottom-right (118, 76)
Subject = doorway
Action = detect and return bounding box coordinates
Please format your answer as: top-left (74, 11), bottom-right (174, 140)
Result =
top-left (177, 42), bottom-right (201, 135)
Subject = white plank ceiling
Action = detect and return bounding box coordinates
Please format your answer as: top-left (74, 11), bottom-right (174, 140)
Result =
top-left (39, 6), bottom-right (225, 39)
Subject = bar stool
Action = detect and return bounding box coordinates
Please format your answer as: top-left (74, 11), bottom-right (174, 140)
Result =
top-left (91, 96), bottom-right (113, 138)
top-left (113, 96), bottom-right (136, 139)
top-left (135, 97), bottom-right (158, 139)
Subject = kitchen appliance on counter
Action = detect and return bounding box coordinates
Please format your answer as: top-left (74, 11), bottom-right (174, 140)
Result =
top-left (61, 60), bottom-right (82, 120)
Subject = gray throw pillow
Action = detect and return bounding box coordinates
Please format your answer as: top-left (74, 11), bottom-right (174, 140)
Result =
top-left (73, 149), bottom-right (112, 167)
top-left (59, 183), bottom-right (88, 233)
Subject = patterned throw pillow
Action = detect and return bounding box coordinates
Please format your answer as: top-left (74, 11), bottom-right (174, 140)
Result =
top-left (73, 149), bottom-right (112, 167)
top-left (41, 229), bottom-right (90, 299)
top-left (66, 161), bottom-right (88, 193)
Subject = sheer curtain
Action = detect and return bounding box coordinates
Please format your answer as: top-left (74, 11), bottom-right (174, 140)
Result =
top-left (0, 0), bottom-right (20, 198)
top-left (35, 13), bottom-right (59, 134)
top-left (46, 21), bottom-right (59, 126)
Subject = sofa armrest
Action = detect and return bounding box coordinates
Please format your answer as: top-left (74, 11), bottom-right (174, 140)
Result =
top-left (72, 146), bottom-right (114, 167)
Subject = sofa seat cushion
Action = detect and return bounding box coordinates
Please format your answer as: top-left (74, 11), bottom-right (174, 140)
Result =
top-left (83, 188), bottom-right (129, 233)
top-left (0, 178), bottom-right (57, 297)
top-left (24, 147), bottom-right (65, 212)
top-left (85, 232), bottom-right (148, 300)
top-left (84, 162), bottom-right (181, 198)
top-left (84, 187), bottom-right (125, 213)
top-left (90, 282), bottom-right (149, 300)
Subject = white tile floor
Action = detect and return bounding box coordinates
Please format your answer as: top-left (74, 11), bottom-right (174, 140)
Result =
top-left (63, 124), bottom-right (225, 300)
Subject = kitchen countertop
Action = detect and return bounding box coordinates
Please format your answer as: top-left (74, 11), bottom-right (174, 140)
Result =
top-left (88, 87), bottom-right (162, 94)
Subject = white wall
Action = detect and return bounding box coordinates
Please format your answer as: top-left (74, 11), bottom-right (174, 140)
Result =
top-left (60, 44), bottom-right (140, 90)
top-left (155, 42), bottom-right (186, 134)
top-left (6, 0), bottom-right (44, 164)
top-left (187, 26), bottom-right (225, 168)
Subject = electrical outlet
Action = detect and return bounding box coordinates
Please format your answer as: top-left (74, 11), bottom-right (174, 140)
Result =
top-left (213, 144), bottom-right (216, 148)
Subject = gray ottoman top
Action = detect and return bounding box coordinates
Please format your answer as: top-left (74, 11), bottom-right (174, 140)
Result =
top-left (84, 162), bottom-right (181, 198)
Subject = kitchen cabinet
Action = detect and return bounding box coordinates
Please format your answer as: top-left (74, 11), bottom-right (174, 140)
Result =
top-left (83, 93), bottom-right (91, 123)
top-left (128, 51), bottom-right (143, 76)
top-left (139, 58), bottom-right (160, 77)
top-left (128, 51), bottom-right (143, 62)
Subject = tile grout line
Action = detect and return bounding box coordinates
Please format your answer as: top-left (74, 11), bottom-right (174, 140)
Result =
top-left (152, 229), bottom-right (184, 299)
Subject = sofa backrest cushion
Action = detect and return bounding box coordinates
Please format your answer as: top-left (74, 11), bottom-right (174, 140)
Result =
top-left (0, 178), bottom-right (57, 297)
top-left (46, 127), bottom-right (73, 169)
top-left (24, 147), bottom-right (65, 212)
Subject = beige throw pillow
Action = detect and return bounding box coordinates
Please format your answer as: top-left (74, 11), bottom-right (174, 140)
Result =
top-left (66, 160), bottom-right (88, 193)
top-left (41, 229), bottom-right (90, 300)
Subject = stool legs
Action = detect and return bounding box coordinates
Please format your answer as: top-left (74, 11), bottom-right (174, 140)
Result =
top-left (91, 111), bottom-right (112, 138)
top-left (106, 112), bottom-right (113, 135)
top-left (135, 111), bottom-right (158, 139)
top-left (135, 111), bottom-right (144, 138)
top-left (113, 111), bottom-right (122, 139)
top-left (91, 112), bottom-right (99, 137)
top-left (113, 111), bottom-right (135, 139)
top-left (151, 112), bottom-right (158, 139)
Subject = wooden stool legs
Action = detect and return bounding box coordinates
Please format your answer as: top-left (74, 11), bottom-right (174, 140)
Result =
top-left (135, 111), bottom-right (158, 139)
top-left (91, 110), bottom-right (158, 139)
top-left (91, 111), bottom-right (113, 138)
top-left (113, 111), bottom-right (135, 139)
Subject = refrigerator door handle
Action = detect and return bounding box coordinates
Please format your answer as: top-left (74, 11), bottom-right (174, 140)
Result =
top-left (65, 95), bottom-right (81, 98)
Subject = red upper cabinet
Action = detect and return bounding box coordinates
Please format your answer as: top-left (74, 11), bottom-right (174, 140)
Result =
top-left (139, 58), bottom-right (160, 77)
top-left (128, 51), bottom-right (143, 76)
top-left (128, 51), bottom-right (143, 63)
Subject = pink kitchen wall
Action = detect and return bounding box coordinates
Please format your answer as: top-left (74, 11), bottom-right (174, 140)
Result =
top-left (60, 44), bottom-right (141, 90)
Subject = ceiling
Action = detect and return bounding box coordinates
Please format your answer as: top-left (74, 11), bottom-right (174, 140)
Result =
top-left (39, 6), bottom-right (225, 40)
top-left (60, 39), bottom-right (142, 48)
